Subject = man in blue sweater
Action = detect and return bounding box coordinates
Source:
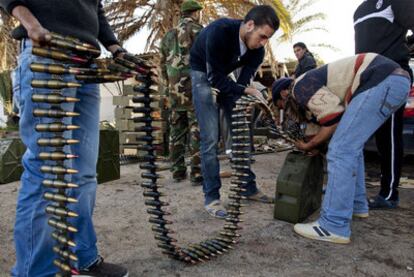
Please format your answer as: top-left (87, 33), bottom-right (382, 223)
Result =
top-left (190, 5), bottom-right (279, 218)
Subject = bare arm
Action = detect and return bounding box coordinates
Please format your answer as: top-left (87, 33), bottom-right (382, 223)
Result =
top-left (11, 5), bottom-right (50, 44)
top-left (295, 123), bottom-right (338, 151)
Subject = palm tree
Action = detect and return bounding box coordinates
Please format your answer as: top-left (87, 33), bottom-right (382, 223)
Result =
top-left (104, 0), bottom-right (293, 50)
top-left (277, 0), bottom-right (338, 56)
top-left (0, 10), bottom-right (18, 71)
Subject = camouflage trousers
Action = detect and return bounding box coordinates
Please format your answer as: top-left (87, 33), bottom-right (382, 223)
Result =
top-left (169, 108), bottom-right (202, 183)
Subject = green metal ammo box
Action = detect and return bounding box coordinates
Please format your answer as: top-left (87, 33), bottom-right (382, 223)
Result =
top-left (274, 151), bottom-right (324, 223)
top-left (97, 128), bottom-right (120, 184)
top-left (0, 138), bottom-right (26, 184)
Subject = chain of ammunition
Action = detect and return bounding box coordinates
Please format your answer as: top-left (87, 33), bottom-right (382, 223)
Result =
top-left (30, 33), bottom-right (130, 276)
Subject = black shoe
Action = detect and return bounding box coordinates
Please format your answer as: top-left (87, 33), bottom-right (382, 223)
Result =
top-left (75, 256), bottom-right (128, 277)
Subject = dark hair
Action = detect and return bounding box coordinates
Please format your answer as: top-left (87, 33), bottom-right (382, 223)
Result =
top-left (293, 42), bottom-right (314, 57)
top-left (244, 5), bottom-right (280, 31)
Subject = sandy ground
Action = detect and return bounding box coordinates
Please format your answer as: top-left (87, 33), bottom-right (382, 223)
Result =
top-left (0, 152), bottom-right (413, 277)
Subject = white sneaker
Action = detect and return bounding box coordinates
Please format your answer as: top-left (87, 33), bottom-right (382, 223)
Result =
top-left (293, 221), bottom-right (350, 244)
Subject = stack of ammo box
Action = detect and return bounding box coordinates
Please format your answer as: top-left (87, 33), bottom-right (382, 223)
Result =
top-left (114, 83), bottom-right (168, 158)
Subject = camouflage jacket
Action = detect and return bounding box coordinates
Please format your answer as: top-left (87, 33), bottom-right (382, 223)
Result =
top-left (160, 16), bottom-right (203, 109)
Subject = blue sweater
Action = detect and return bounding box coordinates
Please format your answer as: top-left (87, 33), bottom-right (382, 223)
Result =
top-left (190, 18), bottom-right (265, 99)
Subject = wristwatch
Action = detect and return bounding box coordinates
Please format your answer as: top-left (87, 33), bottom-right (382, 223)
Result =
top-left (112, 47), bottom-right (127, 58)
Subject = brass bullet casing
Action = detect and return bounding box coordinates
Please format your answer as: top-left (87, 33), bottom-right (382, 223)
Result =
top-left (224, 224), bottom-right (242, 231)
top-left (71, 67), bottom-right (111, 75)
top-left (232, 121), bottom-right (251, 126)
top-left (181, 248), bottom-right (204, 262)
top-left (154, 234), bottom-right (177, 243)
top-left (132, 96), bottom-right (161, 104)
top-left (133, 107), bottom-right (158, 114)
top-left (233, 107), bottom-right (248, 113)
top-left (232, 172), bottom-right (249, 177)
top-left (44, 192), bottom-right (78, 203)
top-left (135, 135), bottom-right (154, 143)
top-left (50, 32), bottom-right (97, 51)
top-left (75, 74), bottom-right (126, 83)
top-left (48, 38), bottom-right (101, 57)
top-left (139, 163), bottom-right (162, 171)
top-left (190, 244), bottom-right (215, 257)
top-left (32, 94), bottom-right (79, 104)
top-left (145, 200), bottom-right (169, 207)
top-left (107, 63), bottom-right (138, 75)
top-left (53, 246), bottom-right (78, 262)
top-left (230, 180), bottom-right (248, 185)
top-left (114, 57), bottom-right (150, 75)
top-left (33, 108), bottom-right (79, 118)
top-left (31, 80), bottom-right (81, 89)
top-left (46, 205), bottom-right (78, 218)
top-left (211, 239), bottom-right (233, 249)
top-left (41, 165), bottom-right (78, 175)
top-left (229, 187), bottom-right (247, 193)
top-left (30, 63), bottom-right (81, 75)
top-left (227, 209), bottom-right (244, 216)
top-left (32, 47), bottom-right (88, 63)
top-left (227, 202), bottom-right (246, 208)
top-left (143, 191), bottom-right (165, 198)
top-left (232, 150), bottom-right (250, 155)
top-left (228, 194), bottom-right (247, 200)
top-left (48, 218), bottom-right (78, 233)
top-left (39, 151), bottom-right (78, 161)
top-left (141, 182), bottom-right (161, 190)
top-left (152, 225), bottom-right (173, 234)
top-left (123, 53), bottom-right (151, 69)
top-left (220, 231), bottom-right (241, 238)
top-left (232, 157), bottom-right (251, 162)
top-left (232, 136), bottom-right (250, 140)
top-left (157, 243), bottom-right (177, 252)
top-left (37, 137), bottom-right (79, 147)
top-left (205, 241), bottom-right (227, 253)
top-left (233, 128), bottom-right (250, 133)
top-left (141, 172), bottom-right (163, 181)
top-left (225, 217), bottom-right (243, 224)
top-left (147, 208), bottom-right (171, 217)
top-left (231, 113), bottom-right (251, 119)
top-left (232, 143), bottom-right (250, 147)
top-left (133, 85), bottom-right (157, 94)
top-left (187, 247), bottom-right (210, 259)
top-left (51, 231), bottom-right (76, 247)
top-left (199, 242), bottom-right (222, 255)
top-left (214, 236), bottom-right (237, 244)
top-left (53, 259), bottom-right (71, 272)
top-left (231, 165), bottom-right (250, 170)
top-left (135, 126), bottom-right (161, 133)
top-left (42, 179), bottom-right (78, 189)
top-left (149, 217), bottom-right (173, 225)
top-left (35, 123), bottom-right (80, 132)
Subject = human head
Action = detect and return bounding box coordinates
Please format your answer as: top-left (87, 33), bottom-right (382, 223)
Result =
top-left (241, 5), bottom-right (279, 50)
top-left (181, 0), bottom-right (203, 21)
top-left (293, 42), bottom-right (308, 60)
top-left (271, 77), bottom-right (293, 108)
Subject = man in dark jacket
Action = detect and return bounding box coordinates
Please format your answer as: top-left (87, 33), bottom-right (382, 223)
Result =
top-left (190, 5), bottom-right (279, 218)
top-left (0, 0), bottom-right (129, 276)
top-left (354, 0), bottom-right (414, 209)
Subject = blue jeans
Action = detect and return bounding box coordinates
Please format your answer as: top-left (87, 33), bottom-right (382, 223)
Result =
top-left (318, 74), bottom-right (410, 238)
top-left (191, 70), bottom-right (258, 205)
top-left (11, 40), bottom-right (100, 276)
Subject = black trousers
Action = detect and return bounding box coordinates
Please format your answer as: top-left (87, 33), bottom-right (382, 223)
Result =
top-left (375, 104), bottom-right (405, 201)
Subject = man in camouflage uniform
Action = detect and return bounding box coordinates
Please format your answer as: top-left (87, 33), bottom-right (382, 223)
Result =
top-left (160, 0), bottom-right (203, 184)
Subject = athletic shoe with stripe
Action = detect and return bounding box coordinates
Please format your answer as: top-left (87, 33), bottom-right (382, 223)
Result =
top-left (293, 221), bottom-right (350, 244)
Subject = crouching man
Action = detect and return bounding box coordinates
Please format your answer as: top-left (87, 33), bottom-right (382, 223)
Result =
top-left (272, 53), bottom-right (410, 244)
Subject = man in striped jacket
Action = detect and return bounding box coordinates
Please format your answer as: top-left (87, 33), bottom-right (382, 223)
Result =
top-left (272, 53), bottom-right (410, 244)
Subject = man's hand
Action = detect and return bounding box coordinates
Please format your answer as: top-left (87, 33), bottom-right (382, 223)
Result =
top-left (294, 140), bottom-right (312, 152)
top-left (27, 25), bottom-right (51, 45)
top-left (11, 6), bottom-right (51, 45)
top-left (244, 87), bottom-right (266, 102)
